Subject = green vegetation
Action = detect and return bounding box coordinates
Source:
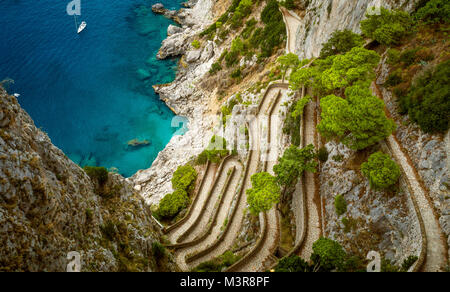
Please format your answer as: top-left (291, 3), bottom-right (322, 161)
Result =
top-left (157, 189), bottom-right (190, 219)
top-left (361, 152), bottom-right (401, 190)
top-left (151, 241), bottom-right (166, 261)
top-left (415, 0), bottom-right (450, 24)
top-left (191, 39), bottom-right (201, 49)
top-left (311, 237), bottom-right (347, 272)
top-left (360, 7), bottom-right (414, 45)
top-left (197, 136), bottom-right (230, 164)
top-left (273, 144), bottom-right (317, 188)
top-left (171, 164), bottom-right (198, 194)
top-left (318, 84), bottom-right (396, 150)
top-left (83, 166), bottom-right (108, 186)
top-left (317, 146), bottom-right (329, 163)
top-left (277, 53), bottom-right (300, 80)
top-left (397, 60), bottom-right (450, 133)
top-left (246, 172), bottom-right (281, 214)
top-left (320, 30), bottom-right (364, 59)
top-left (156, 163), bottom-right (198, 219)
top-left (274, 255), bottom-right (311, 272)
top-left (290, 47), bottom-right (380, 94)
top-left (274, 237), bottom-right (375, 272)
top-left (259, 0), bottom-right (287, 57)
top-left (334, 194), bottom-right (347, 216)
top-left (283, 95), bottom-right (312, 145)
top-left (192, 251), bottom-right (241, 272)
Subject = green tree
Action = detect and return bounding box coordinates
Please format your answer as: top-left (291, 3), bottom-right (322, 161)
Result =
top-left (415, 0), bottom-right (450, 24)
top-left (277, 53), bottom-right (300, 80)
top-left (320, 29), bottom-right (364, 59)
top-left (246, 172), bottom-right (281, 214)
top-left (311, 237), bottom-right (347, 272)
top-left (361, 152), bottom-right (401, 190)
top-left (158, 189), bottom-right (189, 218)
top-left (399, 60), bottom-right (450, 133)
top-left (274, 255), bottom-right (311, 272)
top-left (360, 8), bottom-right (414, 45)
top-left (273, 144), bottom-right (317, 187)
top-left (318, 85), bottom-right (396, 150)
top-left (172, 164), bottom-right (198, 193)
top-left (290, 47), bottom-right (379, 94)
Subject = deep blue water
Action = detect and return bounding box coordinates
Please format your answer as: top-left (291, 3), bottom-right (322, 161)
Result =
top-left (0, 0), bottom-right (185, 177)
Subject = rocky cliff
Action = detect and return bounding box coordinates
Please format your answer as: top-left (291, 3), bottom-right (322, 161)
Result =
top-left (293, 0), bottom-right (417, 59)
top-left (0, 88), bottom-right (177, 272)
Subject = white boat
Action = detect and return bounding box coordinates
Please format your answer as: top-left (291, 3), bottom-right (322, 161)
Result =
top-left (77, 21), bottom-right (87, 34)
top-left (13, 93), bottom-right (20, 98)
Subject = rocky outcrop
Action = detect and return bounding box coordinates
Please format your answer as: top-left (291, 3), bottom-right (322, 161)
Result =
top-left (293, 0), bottom-right (419, 59)
top-left (0, 88), bottom-right (177, 272)
top-left (376, 56), bottom-right (450, 259)
top-left (319, 141), bottom-right (422, 264)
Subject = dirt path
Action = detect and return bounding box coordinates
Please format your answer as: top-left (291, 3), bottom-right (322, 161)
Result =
top-left (373, 83), bottom-right (447, 272)
top-left (296, 94), bottom-right (321, 260)
top-left (280, 7), bottom-right (301, 54)
top-left (230, 87), bottom-right (287, 272)
top-left (174, 158), bottom-right (243, 271)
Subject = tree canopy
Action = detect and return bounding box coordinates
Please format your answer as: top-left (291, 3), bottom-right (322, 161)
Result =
top-left (361, 152), bottom-right (401, 190)
top-left (311, 237), bottom-right (347, 272)
top-left (171, 164), bottom-right (198, 193)
top-left (277, 53), bottom-right (300, 80)
top-left (290, 47), bottom-right (380, 94)
top-left (273, 144), bottom-right (317, 187)
top-left (320, 29), bottom-right (364, 59)
top-left (246, 172), bottom-right (281, 214)
top-left (317, 85), bottom-right (396, 150)
top-left (360, 7), bottom-right (414, 45)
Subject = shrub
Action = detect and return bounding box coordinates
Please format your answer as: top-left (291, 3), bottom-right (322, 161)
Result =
top-left (191, 40), bottom-right (201, 49)
top-left (399, 48), bottom-right (420, 66)
top-left (274, 255), bottom-right (311, 272)
top-left (274, 144), bottom-right (317, 187)
top-left (385, 69), bottom-right (403, 87)
top-left (334, 195), bottom-right (347, 216)
top-left (415, 0), bottom-right (450, 24)
top-left (320, 30), bottom-right (364, 59)
top-left (259, 0), bottom-right (286, 57)
top-left (157, 189), bottom-right (189, 219)
top-left (171, 164), bottom-right (197, 193)
top-left (100, 220), bottom-right (116, 241)
top-left (400, 60), bottom-right (450, 133)
top-left (317, 146), bottom-right (329, 163)
top-left (209, 62), bottom-right (222, 74)
top-left (360, 8), bottom-right (414, 45)
top-left (361, 152), bottom-right (401, 190)
top-left (83, 166), bottom-right (108, 186)
top-left (246, 172), bottom-right (281, 214)
top-left (152, 242), bottom-right (166, 260)
top-left (230, 67), bottom-right (242, 79)
top-left (401, 255), bottom-right (418, 271)
top-left (311, 237), bottom-right (347, 272)
top-left (318, 84), bottom-right (396, 150)
top-left (387, 48), bottom-right (401, 65)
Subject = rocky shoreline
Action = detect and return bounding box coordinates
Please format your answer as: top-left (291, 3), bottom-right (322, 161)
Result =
top-left (130, 0), bottom-right (218, 206)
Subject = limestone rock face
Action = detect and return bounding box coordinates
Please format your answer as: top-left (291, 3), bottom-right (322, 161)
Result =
top-left (293, 0), bottom-right (418, 59)
top-left (0, 89), bottom-right (177, 272)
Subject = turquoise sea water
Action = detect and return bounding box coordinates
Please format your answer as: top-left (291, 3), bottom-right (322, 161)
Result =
top-left (0, 0), bottom-right (184, 177)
